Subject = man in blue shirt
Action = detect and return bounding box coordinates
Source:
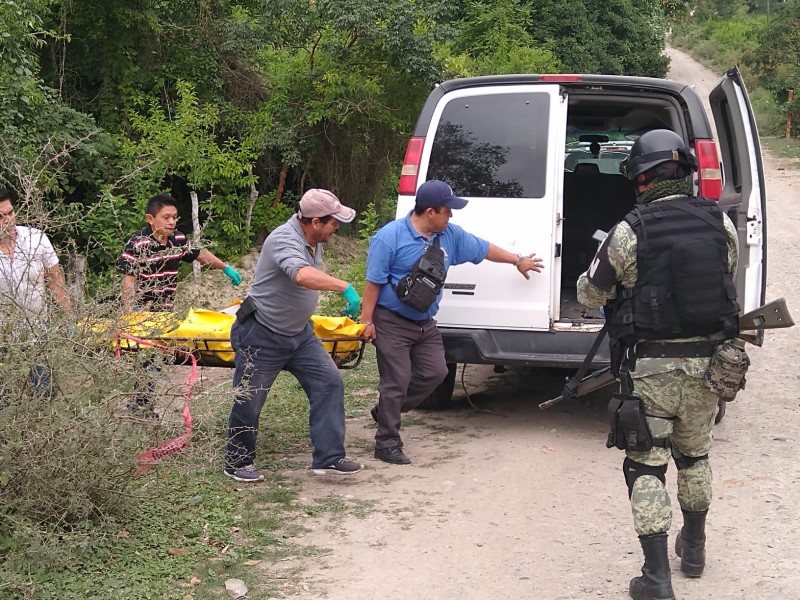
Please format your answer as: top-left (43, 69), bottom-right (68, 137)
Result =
top-left (360, 180), bottom-right (545, 464)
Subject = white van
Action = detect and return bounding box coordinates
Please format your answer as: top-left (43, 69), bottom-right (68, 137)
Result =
top-left (395, 69), bottom-right (766, 407)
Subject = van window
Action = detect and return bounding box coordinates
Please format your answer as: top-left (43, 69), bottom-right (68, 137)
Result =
top-left (427, 93), bottom-right (550, 198)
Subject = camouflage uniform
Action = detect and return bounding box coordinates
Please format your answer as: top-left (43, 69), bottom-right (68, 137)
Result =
top-left (577, 194), bottom-right (738, 536)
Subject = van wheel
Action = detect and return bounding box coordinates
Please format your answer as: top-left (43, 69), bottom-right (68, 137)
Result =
top-left (418, 363), bottom-right (458, 410)
top-left (714, 399), bottom-right (727, 424)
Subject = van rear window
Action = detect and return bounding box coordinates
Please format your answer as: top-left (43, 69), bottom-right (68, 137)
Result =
top-left (427, 93), bottom-right (549, 198)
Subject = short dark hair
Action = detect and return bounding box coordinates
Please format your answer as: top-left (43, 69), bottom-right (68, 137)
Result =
top-left (298, 214), bottom-right (334, 225)
top-left (413, 204), bottom-right (446, 216)
top-left (0, 189), bottom-right (11, 202)
top-left (146, 193), bottom-right (178, 216)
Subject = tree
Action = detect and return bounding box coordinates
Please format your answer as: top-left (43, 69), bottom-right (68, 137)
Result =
top-left (528, 0), bottom-right (670, 77)
top-left (746, 0), bottom-right (800, 134)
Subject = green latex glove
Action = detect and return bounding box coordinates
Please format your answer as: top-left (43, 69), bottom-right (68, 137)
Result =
top-left (341, 284), bottom-right (362, 319)
top-left (223, 265), bottom-right (242, 286)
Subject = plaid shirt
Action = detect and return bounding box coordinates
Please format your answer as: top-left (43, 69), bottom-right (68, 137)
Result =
top-left (118, 225), bottom-right (200, 310)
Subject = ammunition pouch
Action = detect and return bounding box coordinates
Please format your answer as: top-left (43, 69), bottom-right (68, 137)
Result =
top-left (703, 339), bottom-right (750, 400)
top-left (607, 393), bottom-right (669, 452)
top-left (395, 236), bottom-right (446, 313)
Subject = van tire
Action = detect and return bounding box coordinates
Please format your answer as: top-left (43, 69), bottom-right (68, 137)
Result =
top-left (714, 399), bottom-right (727, 424)
top-left (418, 363), bottom-right (458, 409)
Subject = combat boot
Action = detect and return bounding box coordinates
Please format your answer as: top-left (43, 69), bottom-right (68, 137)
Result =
top-left (629, 533), bottom-right (675, 600)
top-left (675, 509), bottom-right (707, 577)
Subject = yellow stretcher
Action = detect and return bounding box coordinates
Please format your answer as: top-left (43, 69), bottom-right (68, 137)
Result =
top-left (91, 308), bottom-right (368, 369)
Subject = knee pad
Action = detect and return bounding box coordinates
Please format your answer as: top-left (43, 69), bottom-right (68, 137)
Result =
top-left (623, 457), bottom-right (667, 499)
top-left (672, 448), bottom-right (709, 470)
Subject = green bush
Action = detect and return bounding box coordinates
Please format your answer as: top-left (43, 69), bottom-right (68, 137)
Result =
top-left (750, 87), bottom-right (787, 137)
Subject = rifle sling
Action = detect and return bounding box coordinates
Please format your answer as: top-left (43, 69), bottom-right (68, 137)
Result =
top-left (561, 323), bottom-right (608, 399)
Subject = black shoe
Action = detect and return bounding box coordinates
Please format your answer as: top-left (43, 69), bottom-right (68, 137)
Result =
top-left (312, 457), bottom-right (363, 475)
top-left (374, 445), bottom-right (411, 465)
top-left (370, 404), bottom-right (379, 423)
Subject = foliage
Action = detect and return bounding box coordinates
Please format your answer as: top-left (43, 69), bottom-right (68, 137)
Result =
top-left (671, 2), bottom-right (799, 138)
top-left (743, 0), bottom-right (800, 136)
top-left (119, 80), bottom-right (258, 258)
top-left (445, 0), bottom-right (560, 76)
top-left (528, 0), bottom-right (670, 77)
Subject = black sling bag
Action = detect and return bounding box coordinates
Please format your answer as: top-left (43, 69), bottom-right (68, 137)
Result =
top-left (395, 236), bottom-right (446, 313)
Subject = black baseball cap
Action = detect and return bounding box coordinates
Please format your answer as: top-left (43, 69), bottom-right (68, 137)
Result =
top-left (415, 180), bottom-right (468, 209)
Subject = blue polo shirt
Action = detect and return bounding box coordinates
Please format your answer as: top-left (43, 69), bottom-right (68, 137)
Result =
top-left (366, 212), bottom-right (490, 320)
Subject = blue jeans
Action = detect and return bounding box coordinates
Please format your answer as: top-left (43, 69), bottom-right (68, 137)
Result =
top-left (0, 363), bottom-right (54, 407)
top-left (225, 317), bottom-right (346, 470)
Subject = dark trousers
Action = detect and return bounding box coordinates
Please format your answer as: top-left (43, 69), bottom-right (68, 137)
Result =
top-left (0, 363), bottom-right (54, 407)
top-left (372, 306), bottom-right (449, 449)
top-left (225, 317), bottom-right (346, 470)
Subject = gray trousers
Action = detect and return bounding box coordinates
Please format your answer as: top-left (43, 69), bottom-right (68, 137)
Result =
top-left (372, 306), bottom-right (449, 449)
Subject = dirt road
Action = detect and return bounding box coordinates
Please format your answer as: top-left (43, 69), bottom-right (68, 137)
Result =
top-left (275, 48), bottom-right (800, 600)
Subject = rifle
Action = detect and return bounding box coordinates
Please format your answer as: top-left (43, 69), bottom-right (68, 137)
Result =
top-left (538, 366), bottom-right (616, 410)
top-left (539, 297), bottom-right (795, 411)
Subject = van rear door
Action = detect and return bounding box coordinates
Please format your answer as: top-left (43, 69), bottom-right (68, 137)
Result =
top-left (396, 84), bottom-right (567, 330)
top-left (709, 67), bottom-right (767, 340)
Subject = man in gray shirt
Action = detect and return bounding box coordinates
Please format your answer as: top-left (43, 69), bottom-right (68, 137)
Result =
top-left (224, 189), bottom-right (364, 481)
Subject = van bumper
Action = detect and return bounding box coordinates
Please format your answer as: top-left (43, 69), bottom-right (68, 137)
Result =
top-left (439, 327), bottom-right (611, 369)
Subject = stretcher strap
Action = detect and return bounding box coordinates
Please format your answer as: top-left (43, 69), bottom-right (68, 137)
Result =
top-left (115, 332), bottom-right (198, 472)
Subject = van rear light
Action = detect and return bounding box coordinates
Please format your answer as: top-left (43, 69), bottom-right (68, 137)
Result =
top-left (695, 139), bottom-right (722, 200)
top-left (398, 137), bottom-right (425, 195)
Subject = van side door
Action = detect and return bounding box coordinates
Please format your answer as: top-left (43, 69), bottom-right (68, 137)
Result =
top-left (709, 67), bottom-right (767, 341)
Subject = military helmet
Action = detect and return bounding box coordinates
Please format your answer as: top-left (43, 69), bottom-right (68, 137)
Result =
top-left (620, 129), bottom-right (698, 181)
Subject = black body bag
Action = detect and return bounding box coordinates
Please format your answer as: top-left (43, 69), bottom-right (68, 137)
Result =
top-left (395, 236), bottom-right (446, 313)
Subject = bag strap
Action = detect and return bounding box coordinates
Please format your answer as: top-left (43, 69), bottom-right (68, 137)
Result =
top-left (671, 199), bottom-right (727, 237)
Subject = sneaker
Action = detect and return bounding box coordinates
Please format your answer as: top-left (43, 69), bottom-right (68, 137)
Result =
top-left (312, 457), bottom-right (363, 475)
top-left (223, 464), bottom-right (265, 482)
top-left (374, 445), bottom-right (411, 465)
top-left (370, 404), bottom-right (379, 423)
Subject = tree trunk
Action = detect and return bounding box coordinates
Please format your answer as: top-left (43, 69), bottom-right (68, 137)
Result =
top-left (245, 167), bottom-right (259, 232)
top-left (67, 252), bottom-right (86, 307)
top-left (273, 163), bottom-right (289, 208)
top-left (191, 190), bottom-right (201, 279)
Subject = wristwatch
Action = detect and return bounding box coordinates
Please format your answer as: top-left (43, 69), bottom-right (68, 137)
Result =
top-left (514, 254), bottom-right (525, 267)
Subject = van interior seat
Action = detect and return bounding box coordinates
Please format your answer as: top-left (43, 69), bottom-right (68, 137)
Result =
top-left (572, 162), bottom-right (600, 176)
top-left (562, 169), bottom-right (637, 282)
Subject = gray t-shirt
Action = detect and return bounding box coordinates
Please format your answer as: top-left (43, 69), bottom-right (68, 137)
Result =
top-left (248, 215), bottom-right (323, 336)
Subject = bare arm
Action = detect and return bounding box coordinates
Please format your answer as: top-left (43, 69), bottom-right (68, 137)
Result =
top-left (294, 266), bottom-right (351, 292)
top-left (359, 281), bottom-right (381, 342)
top-left (196, 249), bottom-right (228, 270)
top-left (121, 274), bottom-right (137, 310)
top-left (484, 243), bottom-right (545, 280)
top-left (44, 264), bottom-right (73, 318)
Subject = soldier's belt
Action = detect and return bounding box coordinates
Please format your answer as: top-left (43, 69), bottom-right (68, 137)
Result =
top-left (632, 341), bottom-right (718, 359)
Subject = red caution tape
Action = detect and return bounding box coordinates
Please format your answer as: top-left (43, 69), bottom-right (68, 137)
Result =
top-left (115, 332), bottom-right (198, 473)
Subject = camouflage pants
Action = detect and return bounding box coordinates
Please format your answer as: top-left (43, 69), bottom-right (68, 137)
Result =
top-left (626, 370), bottom-right (719, 536)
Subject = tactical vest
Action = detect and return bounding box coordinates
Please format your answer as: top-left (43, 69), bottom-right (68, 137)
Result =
top-left (608, 196), bottom-right (739, 344)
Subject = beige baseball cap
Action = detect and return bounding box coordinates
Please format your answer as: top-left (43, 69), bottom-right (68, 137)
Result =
top-left (298, 189), bottom-right (356, 223)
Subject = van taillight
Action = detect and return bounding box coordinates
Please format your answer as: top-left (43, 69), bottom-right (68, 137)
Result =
top-left (695, 139), bottom-right (722, 200)
top-left (398, 137), bottom-right (424, 195)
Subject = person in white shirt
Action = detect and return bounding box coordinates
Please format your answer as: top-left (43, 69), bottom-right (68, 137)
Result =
top-left (0, 189), bottom-right (73, 398)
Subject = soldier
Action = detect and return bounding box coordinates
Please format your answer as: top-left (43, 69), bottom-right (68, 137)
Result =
top-left (577, 130), bottom-right (740, 600)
